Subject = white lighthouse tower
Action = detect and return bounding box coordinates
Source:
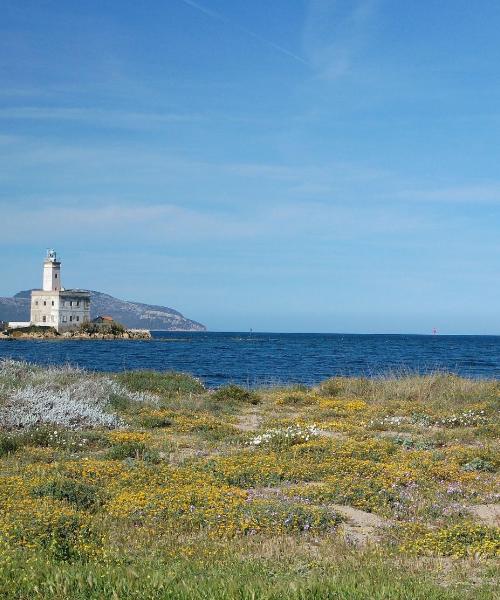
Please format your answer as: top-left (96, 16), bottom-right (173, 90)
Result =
top-left (30, 250), bottom-right (90, 331)
top-left (42, 249), bottom-right (61, 292)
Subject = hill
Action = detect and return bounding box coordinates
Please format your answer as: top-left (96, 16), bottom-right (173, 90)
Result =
top-left (0, 290), bottom-right (206, 331)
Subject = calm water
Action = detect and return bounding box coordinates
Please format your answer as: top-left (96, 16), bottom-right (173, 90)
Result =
top-left (0, 332), bottom-right (499, 387)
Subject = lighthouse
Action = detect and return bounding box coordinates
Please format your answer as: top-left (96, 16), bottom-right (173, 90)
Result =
top-left (43, 249), bottom-right (61, 292)
top-left (30, 250), bottom-right (90, 331)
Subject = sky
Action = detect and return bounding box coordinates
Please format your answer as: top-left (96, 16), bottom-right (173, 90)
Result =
top-left (0, 0), bottom-right (499, 334)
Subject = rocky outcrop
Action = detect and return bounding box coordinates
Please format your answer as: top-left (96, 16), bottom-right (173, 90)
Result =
top-left (7, 326), bottom-right (59, 339)
top-left (0, 290), bottom-right (206, 331)
top-left (3, 327), bottom-right (151, 340)
top-left (61, 329), bottom-right (151, 340)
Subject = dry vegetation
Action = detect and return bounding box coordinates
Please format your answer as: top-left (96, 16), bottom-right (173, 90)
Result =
top-left (0, 359), bottom-right (498, 599)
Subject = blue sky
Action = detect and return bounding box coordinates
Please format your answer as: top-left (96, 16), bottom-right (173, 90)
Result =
top-left (1, 0), bottom-right (499, 333)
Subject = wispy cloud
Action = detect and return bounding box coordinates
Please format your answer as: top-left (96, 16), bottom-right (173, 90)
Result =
top-left (0, 197), bottom-right (429, 248)
top-left (178, 0), bottom-right (310, 66)
top-left (398, 184), bottom-right (500, 205)
top-left (303, 0), bottom-right (378, 79)
top-left (0, 106), bottom-right (204, 127)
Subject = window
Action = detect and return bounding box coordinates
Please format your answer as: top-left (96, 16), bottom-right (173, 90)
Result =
top-left (70, 301), bottom-right (73, 307)
top-left (76, 316), bottom-right (80, 322)
top-left (55, 274), bottom-right (58, 279)
top-left (70, 316), bottom-right (73, 322)
top-left (43, 301), bottom-right (47, 306)
top-left (62, 316), bottom-right (67, 323)
top-left (51, 301), bottom-right (54, 306)
top-left (42, 316), bottom-right (46, 323)
top-left (35, 301), bottom-right (38, 306)
top-left (76, 301), bottom-right (80, 307)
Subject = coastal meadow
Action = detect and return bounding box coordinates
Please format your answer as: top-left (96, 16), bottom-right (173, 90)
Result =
top-left (0, 359), bottom-right (498, 599)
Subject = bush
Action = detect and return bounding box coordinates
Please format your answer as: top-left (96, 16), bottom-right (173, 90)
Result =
top-left (79, 320), bottom-right (125, 335)
top-left (116, 370), bottom-right (205, 398)
top-left (106, 441), bottom-right (148, 460)
top-left (0, 433), bottom-right (20, 456)
top-left (462, 458), bottom-right (495, 472)
top-left (138, 413), bottom-right (173, 428)
top-left (32, 479), bottom-right (102, 511)
top-left (248, 425), bottom-right (321, 450)
top-left (211, 385), bottom-right (260, 405)
top-left (7, 325), bottom-right (59, 337)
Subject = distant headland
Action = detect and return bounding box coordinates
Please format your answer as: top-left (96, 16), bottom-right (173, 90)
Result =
top-left (0, 250), bottom-right (206, 333)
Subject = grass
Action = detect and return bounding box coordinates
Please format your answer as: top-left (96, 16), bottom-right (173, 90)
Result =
top-left (0, 360), bottom-right (498, 598)
top-left (0, 546), bottom-right (495, 599)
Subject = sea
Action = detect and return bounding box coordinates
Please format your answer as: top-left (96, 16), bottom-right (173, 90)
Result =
top-left (0, 332), bottom-right (499, 387)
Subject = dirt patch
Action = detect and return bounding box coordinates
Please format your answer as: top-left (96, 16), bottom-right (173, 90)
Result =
top-left (235, 411), bottom-right (262, 432)
top-left (329, 504), bottom-right (391, 547)
top-left (468, 504), bottom-right (500, 526)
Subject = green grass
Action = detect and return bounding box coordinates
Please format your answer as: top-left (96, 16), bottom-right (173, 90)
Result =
top-left (0, 555), bottom-right (494, 600)
top-left (0, 546), bottom-right (496, 600)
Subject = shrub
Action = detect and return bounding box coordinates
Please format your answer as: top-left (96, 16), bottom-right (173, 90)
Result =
top-left (274, 391), bottom-right (316, 406)
top-left (7, 325), bottom-right (59, 338)
top-left (0, 362), bottom-right (161, 430)
top-left (79, 320), bottom-right (125, 335)
top-left (211, 385), bottom-right (260, 405)
top-left (32, 479), bottom-right (102, 511)
top-left (462, 458), bottom-right (495, 472)
top-left (106, 441), bottom-right (148, 460)
top-left (0, 433), bottom-right (20, 456)
top-left (248, 425), bottom-right (321, 450)
top-left (394, 436), bottom-right (436, 451)
top-left (138, 412), bottom-right (173, 428)
top-left (116, 370), bottom-right (205, 398)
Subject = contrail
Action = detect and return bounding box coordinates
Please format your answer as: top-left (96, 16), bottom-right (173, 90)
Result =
top-left (178, 0), bottom-right (310, 66)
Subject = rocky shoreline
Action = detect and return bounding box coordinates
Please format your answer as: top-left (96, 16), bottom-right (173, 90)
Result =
top-left (0, 328), bottom-right (151, 340)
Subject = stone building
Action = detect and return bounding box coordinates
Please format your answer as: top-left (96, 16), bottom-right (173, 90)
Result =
top-left (30, 250), bottom-right (90, 331)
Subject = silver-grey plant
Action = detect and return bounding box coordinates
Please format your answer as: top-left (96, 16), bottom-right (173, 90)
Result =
top-left (0, 359), bottom-right (159, 430)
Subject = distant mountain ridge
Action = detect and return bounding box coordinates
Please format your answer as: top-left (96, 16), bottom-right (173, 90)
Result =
top-left (0, 290), bottom-right (206, 331)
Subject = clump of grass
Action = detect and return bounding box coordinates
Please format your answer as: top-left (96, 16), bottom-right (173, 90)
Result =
top-left (318, 372), bottom-right (498, 413)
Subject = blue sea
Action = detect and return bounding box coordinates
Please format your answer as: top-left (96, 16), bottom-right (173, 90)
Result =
top-left (1, 332), bottom-right (499, 387)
